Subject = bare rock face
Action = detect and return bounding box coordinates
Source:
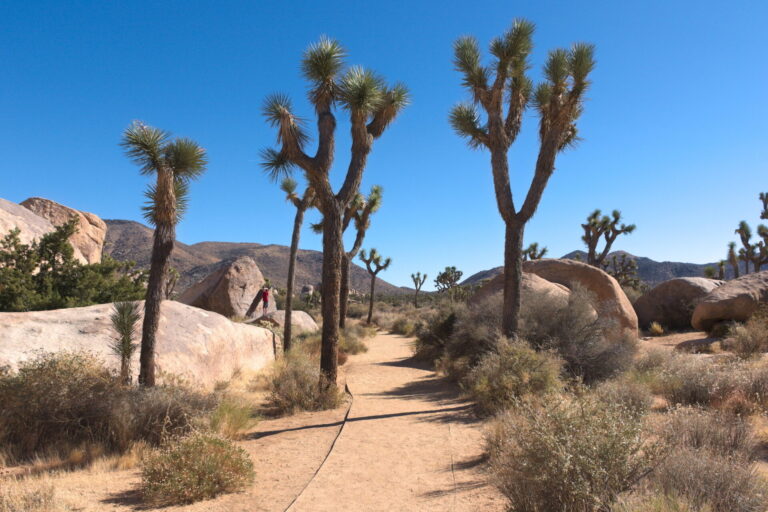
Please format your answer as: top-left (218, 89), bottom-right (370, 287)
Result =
top-left (0, 301), bottom-right (275, 390)
top-left (0, 197), bottom-right (55, 246)
top-left (523, 258), bottom-right (639, 336)
top-left (264, 310), bottom-right (320, 334)
top-left (692, 271), bottom-right (768, 331)
top-left (473, 272), bottom-right (570, 305)
top-left (179, 256), bottom-right (266, 318)
top-left (635, 277), bottom-right (724, 330)
top-left (20, 197), bottom-right (107, 264)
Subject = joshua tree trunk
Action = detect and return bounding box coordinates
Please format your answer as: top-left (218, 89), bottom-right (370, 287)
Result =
top-left (414, 289), bottom-right (419, 308)
top-left (339, 256), bottom-right (351, 329)
top-left (502, 221), bottom-right (525, 337)
top-left (367, 273), bottom-right (377, 324)
top-left (319, 207), bottom-right (343, 387)
top-left (120, 358), bottom-right (130, 385)
top-left (139, 222), bottom-right (174, 387)
top-left (284, 203), bottom-right (307, 353)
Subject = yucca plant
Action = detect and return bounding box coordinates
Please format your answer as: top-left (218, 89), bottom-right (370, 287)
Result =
top-left (522, 242), bottom-right (548, 261)
top-left (411, 271), bottom-right (427, 307)
top-left (450, 19), bottom-right (595, 337)
top-left (261, 38), bottom-right (408, 387)
top-left (727, 241), bottom-right (740, 278)
top-left (359, 248), bottom-right (391, 324)
top-left (110, 301), bottom-right (141, 384)
top-left (121, 122), bottom-right (207, 386)
top-left (581, 209), bottom-right (635, 266)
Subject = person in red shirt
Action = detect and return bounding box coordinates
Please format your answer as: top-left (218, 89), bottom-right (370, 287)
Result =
top-left (261, 286), bottom-right (270, 315)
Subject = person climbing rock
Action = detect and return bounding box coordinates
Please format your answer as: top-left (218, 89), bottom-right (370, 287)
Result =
top-left (261, 285), bottom-right (270, 315)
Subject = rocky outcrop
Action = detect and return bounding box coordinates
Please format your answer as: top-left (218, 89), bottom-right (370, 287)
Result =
top-left (634, 277), bottom-right (724, 330)
top-left (263, 310), bottom-right (320, 334)
top-left (0, 197), bottom-right (54, 246)
top-left (0, 301), bottom-right (275, 390)
top-left (179, 256), bottom-right (266, 318)
top-left (474, 272), bottom-right (570, 305)
top-left (523, 258), bottom-right (639, 335)
top-left (692, 271), bottom-right (768, 331)
top-left (20, 197), bottom-right (107, 264)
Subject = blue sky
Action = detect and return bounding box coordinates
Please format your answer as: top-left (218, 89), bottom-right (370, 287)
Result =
top-left (2, 1), bottom-right (767, 289)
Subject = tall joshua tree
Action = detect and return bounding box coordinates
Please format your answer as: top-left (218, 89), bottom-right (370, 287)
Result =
top-left (359, 248), bottom-right (391, 324)
top-left (279, 177), bottom-right (315, 352)
top-left (434, 266), bottom-right (463, 301)
top-left (450, 19), bottom-right (595, 337)
top-left (261, 38), bottom-right (408, 386)
top-left (522, 242), bottom-right (547, 261)
top-left (121, 122), bottom-right (207, 387)
top-left (411, 272), bottom-right (427, 307)
top-left (735, 221), bottom-right (755, 274)
top-left (760, 192), bottom-right (768, 220)
top-left (727, 241), bottom-right (740, 278)
top-left (340, 185), bottom-right (382, 328)
top-left (581, 209), bottom-right (636, 266)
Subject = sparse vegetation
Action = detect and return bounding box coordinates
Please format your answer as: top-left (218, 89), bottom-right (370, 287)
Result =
top-left (649, 321), bottom-right (665, 336)
top-left (411, 271), bottom-right (427, 307)
top-left (267, 351), bottom-right (342, 415)
top-left (109, 300), bottom-right (141, 384)
top-left (359, 248), bottom-right (392, 324)
top-left (724, 307), bottom-right (768, 358)
top-left (141, 432), bottom-right (255, 506)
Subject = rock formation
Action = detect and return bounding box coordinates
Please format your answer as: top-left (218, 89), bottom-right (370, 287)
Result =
top-left (692, 271), bottom-right (768, 331)
top-left (634, 277), bottom-right (723, 329)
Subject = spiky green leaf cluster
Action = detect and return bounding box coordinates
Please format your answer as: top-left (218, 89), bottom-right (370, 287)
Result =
top-left (449, 103), bottom-right (487, 149)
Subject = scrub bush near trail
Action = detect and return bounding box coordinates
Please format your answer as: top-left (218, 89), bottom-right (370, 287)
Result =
top-left (267, 352), bottom-right (342, 415)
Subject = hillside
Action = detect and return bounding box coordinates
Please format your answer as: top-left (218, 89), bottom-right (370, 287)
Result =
top-left (461, 250), bottom-right (734, 287)
top-left (103, 219), bottom-right (408, 296)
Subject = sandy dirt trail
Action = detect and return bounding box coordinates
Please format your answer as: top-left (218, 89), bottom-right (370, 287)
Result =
top-left (288, 332), bottom-right (505, 512)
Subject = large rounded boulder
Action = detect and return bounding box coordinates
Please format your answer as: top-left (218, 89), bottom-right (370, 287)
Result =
top-left (634, 277), bottom-right (724, 329)
top-left (692, 271), bottom-right (768, 331)
top-left (262, 310), bottom-right (320, 334)
top-left (20, 197), bottom-right (107, 264)
top-left (523, 258), bottom-right (639, 335)
top-left (473, 271), bottom-right (570, 305)
top-left (179, 256), bottom-right (266, 318)
top-left (0, 197), bottom-right (54, 247)
top-left (0, 301), bottom-right (276, 390)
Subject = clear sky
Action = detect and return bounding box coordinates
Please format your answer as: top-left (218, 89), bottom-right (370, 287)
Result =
top-left (2, 1), bottom-right (767, 290)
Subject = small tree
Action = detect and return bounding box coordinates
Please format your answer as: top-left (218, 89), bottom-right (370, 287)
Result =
top-left (261, 38), bottom-right (408, 387)
top-left (411, 272), bottom-right (427, 307)
top-left (727, 241), bottom-right (740, 278)
top-left (121, 122), bottom-right (207, 387)
top-left (735, 221), bottom-right (755, 274)
top-left (359, 248), bottom-right (391, 324)
top-left (603, 253), bottom-right (641, 289)
top-left (581, 209), bottom-right (636, 266)
top-left (703, 266), bottom-right (717, 279)
top-left (164, 267), bottom-right (180, 300)
top-left (760, 192), bottom-right (768, 220)
top-left (450, 19), bottom-right (595, 337)
top-left (110, 301), bottom-right (141, 384)
top-left (718, 260), bottom-right (726, 280)
top-left (522, 242), bottom-right (547, 261)
top-left (278, 177), bottom-right (315, 352)
top-left (434, 266), bottom-right (463, 301)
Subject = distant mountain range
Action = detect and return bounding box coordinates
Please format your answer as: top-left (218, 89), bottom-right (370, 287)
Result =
top-left (104, 219), bottom-right (409, 296)
top-left (461, 250), bottom-right (735, 287)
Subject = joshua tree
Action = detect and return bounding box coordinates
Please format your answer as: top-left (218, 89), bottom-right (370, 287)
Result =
top-left (121, 122), bottom-right (207, 387)
top-left (450, 19), bottom-right (595, 337)
top-left (727, 241), bottom-right (740, 278)
top-left (522, 242), bottom-right (547, 261)
top-left (581, 209), bottom-right (636, 267)
top-left (164, 267), bottom-right (180, 300)
top-left (411, 272), bottom-right (427, 307)
top-left (110, 301), bottom-right (141, 385)
top-left (756, 225), bottom-right (768, 272)
top-left (434, 266), bottom-right (463, 301)
top-left (340, 186), bottom-right (382, 328)
top-left (261, 38), bottom-right (408, 386)
top-left (761, 192), bottom-right (768, 220)
top-left (718, 260), bottom-right (726, 280)
top-left (279, 177), bottom-right (315, 352)
top-left (735, 221), bottom-right (755, 274)
top-left (359, 248), bottom-right (391, 324)
top-left (602, 253), bottom-right (641, 289)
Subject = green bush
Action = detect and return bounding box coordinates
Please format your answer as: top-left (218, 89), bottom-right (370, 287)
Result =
top-left (413, 305), bottom-right (458, 362)
top-left (463, 338), bottom-right (562, 416)
top-left (486, 393), bottom-right (662, 512)
top-left (209, 396), bottom-right (256, 440)
top-left (594, 378), bottom-right (654, 417)
top-left (267, 352), bottom-right (342, 415)
top-left (724, 309), bottom-right (768, 358)
top-left (391, 316), bottom-right (417, 336)
top-left (0, 352), bottom-right (216, 462)
top-left (141, 433), bottom-right (254, 506)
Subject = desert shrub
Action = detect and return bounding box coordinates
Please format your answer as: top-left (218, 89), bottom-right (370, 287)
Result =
top-left (649, 321), bottom-right (665, 336)
top-left (651, 449), bottom-right (768, 512)
top-left (346, 302), bottom-right (368, 319)
top-left (339, 323), bottom-right (375, 355)
top-left (141, 433), bottom-right (254, 506)
top-left (267, 352), bottom-right (342, 414)
top-left (413, 305), bottom-right (458, 362)
top-left (486, 394), bottom-right (663, 512)
top-left (441, 295), bottom-right (503, 378)
top-left (209, 396), bottom-right (256, 440)
top-left (463, 338), bottom-right (562, 416)
top-left (391, 316), bottom-right (418, 336)
top-left (724, 310), bottom-right (768, 358)
top-left (0, 352), bottom-right (216, 461)
top-left (652, 355), bottom-right (726, 407)
top-left (594, 378), bottom-right (654, 417)
top-left (634, 348), bottom-right (671, 374)
top-left (520, 287), bottom-right (638, 383)
top-left (659, 407), bottom-right (756, 460)
top-left (618, 493), bottom-right (710, 512)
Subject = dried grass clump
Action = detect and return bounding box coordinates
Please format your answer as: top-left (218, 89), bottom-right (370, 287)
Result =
top-left (267, 352), bottom-right (342, 415)
top-left (723, 309), bottom-right (768, 359)
top-left (0, 477), bottom-right (62, 512)
top-left (141, 433), bottom-right (254, 506)
top-left (649, 321), bottom-right (665, 336)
